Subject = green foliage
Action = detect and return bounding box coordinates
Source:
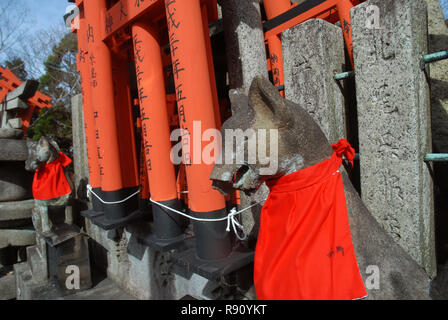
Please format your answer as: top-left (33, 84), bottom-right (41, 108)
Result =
top-left (27, 31), bottom-right (80, 157)
top-left (38, 32), bottom-right (79, 108)
top-left (27, 106), bottom-right (73, 158)
top-left (3, 56), bottom-right (27, 81)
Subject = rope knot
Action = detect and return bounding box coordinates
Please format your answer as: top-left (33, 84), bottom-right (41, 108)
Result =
top-left (226, 207), bottom-right (247, 241)
top-left (332, 138), bottom-right (355, 167)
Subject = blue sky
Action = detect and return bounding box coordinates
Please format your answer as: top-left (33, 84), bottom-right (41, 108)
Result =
top-left (26, 0), bottom-right (70, 30)
top-left (0, 1), bottom-right (75, 75)
top-left (23, 0), bottom-right (72, 29)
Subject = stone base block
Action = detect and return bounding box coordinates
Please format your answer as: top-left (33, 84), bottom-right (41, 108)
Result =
top-left (0, 272), bottom-right (16, 300)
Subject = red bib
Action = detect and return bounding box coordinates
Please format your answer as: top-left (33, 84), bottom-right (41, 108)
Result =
top-left (32, 152), bottom-right (72, 200)
top-left (254, 139), bottom-right (367, 300)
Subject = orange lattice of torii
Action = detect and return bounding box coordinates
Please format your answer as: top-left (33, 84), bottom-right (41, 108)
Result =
top-left (0, 66), bottom-right (52, 134)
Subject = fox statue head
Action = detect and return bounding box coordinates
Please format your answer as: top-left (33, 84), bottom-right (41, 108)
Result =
top-left (25, 136), bottom-right (61, 172)
top-left (210, 75), bottom-right (333, 195)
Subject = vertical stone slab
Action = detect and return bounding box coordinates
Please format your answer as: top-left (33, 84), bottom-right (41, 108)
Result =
top-left (71, 94), bottom-right (89, 198)
top-left (352, 0), bottom-right (436, 277)
top-left (282, 19), bottom-right (347, 144)
top-left (219, 0), bottom-right (269, 94)
top-left (220, 0), bottom-right (270, 241)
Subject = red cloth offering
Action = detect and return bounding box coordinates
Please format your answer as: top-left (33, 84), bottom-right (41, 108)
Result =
top-left (32, 152), bottom-right (72, 200)
top-left (254, 139), bottom-right (367, 300)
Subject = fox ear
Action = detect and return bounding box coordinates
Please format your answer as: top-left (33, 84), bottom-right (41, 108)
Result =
top-left (229, 89), bottom-right (251, 116)
top-left (38, 136), bottom-right (49, 149)
top-left (248, 75), bottom-right (289, 124)
top-left (48, 139), bottom-right (61, 153)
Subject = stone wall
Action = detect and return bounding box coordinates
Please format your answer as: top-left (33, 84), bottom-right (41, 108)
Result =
top-left (282, 19), bottom-right (347, 144)
top-left (351, 0), bottom-right (436, 277)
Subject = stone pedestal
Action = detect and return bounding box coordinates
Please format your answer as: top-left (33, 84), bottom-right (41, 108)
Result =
top-left (352, 0), bottom-right (436, 277)
top-left (14, 224), bottom-right (92, 299)
top-left (282, 19), bottom-right (347, 144)
top-left (0, 162), bottom-right (33, 202)
top-left (71, 94), bottom-right (89, 201)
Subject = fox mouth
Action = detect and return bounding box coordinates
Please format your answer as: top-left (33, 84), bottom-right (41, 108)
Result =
top-left (211, 164), bottom-right (258, 196)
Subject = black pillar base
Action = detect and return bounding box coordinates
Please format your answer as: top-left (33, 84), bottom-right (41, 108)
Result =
top-left (152, 198), bottom-right (187, 239)
top-left (191, 208), bottom-right (233, 261)
top-left (138, 232), bottom-right (190, 253)
top-left (81, 209), bottom-right (145, 230)
top-left (170, 237), bottom-right (254, 280)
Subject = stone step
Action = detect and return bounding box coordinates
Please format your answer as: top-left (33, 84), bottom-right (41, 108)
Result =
top-left (0, 228), bottom-right (35, 249)
top-left (62, 277), bottom-right (135, 300)
top-left (0, 272), bottom-right (16, 300)
top-left (14, 262), bottom-right (59, 300)
top-left (26, 245), bottom-right (47, 282)
top-left (0, 199), bottom-right (34, 222)
top-left (0, 162), bottom-right (33, 202)
top-left (0, 129), bottom-right (23, 139)
top-left (0, 139), bottom-right (28, 161)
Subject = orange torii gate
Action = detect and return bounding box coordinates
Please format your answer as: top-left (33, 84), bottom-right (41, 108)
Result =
top-left (0, 66), bottom-right (52, 133)
top-left (70, 0), bottom-right (235, 270)
top-left (69, 0), bottom-right (364, 279)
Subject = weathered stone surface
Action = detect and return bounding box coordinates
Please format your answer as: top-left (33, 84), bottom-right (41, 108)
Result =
top-left (0, 272), bottom-right (16, 300)
top-left (0, 199), bottom-right (34, 221)
top-left (0, 128), bottom-right (23, 139)
top-left (6, 118), bottom-right (22, 129)
top-left (219, 0), bottom-right (268, 94)
top-left (0, 162), bottom-right (33, 202)
top-left (0, 228), bottom-right (35, 249)
top-left (62, 277), bottom-right (135, 300)
top-left (26, 244), bottom-right (48, 283)
top-left (352, 0), bottom-right (436, 277)
top-left (0, 139), bottom-right (28, 161)
top-left (85, 220), bottom-right (225, 300)
top-left (14, 262), bottom-right (59, 300)
top-left (282, 19), bottom-right (347, 144)
top-left (86, 221), bottom-right (152, 300)
top-left (4, 80), bottom-right (39, 103)
top-left (3, 97), bottom-right (28, 111)
top-left (71, 94), bottom-right (89, 199)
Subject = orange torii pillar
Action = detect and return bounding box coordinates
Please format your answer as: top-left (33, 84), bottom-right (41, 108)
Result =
top-left (263, 0), bottom-right (292, 95)
top-left (131, 22), bottom-right (185, 240)
top-left (165, 0), bottom-right (231, 260)
top-left (77, 15), bottom-right (104, 213)
top-left (336, 0), bottom-right (359, 67)
top-left (83, 0), bottom-right (138, 224)
top-left (111, 54), bottom-right (140, 215)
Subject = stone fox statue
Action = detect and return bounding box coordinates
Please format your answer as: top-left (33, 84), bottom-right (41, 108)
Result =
top-left (25, 136), bottom-right (74, 234)
top-left (210, 75), bottom-right (431, 299)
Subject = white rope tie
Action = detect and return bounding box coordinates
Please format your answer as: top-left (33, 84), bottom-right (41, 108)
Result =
top-left (149, 197), bottom-right (266, 241)
top-left (87, 183), bottom-right (265, 241)
top-left (87, 184), bottom-right (140, 205)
